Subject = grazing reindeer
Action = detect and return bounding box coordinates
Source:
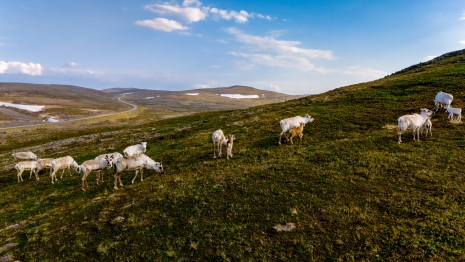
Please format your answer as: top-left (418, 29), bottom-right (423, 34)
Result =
top-left (212, 129), bottom-right (228, 158)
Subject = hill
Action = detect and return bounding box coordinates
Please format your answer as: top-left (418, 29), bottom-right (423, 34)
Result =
top-left (101, 85), bottom-right (302, 119)
top-left (0, 83), bottom-right (130, 128)
top-left (1, 49), bottom-right (465, 260)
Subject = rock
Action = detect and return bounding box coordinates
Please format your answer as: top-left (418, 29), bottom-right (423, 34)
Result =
top-left (273, 222), bottom-right (296, 232)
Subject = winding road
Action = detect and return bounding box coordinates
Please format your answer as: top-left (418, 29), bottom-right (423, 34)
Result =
top-left (0, 94), bottom-right (137, 130)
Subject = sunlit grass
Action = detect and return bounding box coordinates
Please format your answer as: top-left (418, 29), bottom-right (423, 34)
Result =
top-left (1, 51), bottom-right (465, 260)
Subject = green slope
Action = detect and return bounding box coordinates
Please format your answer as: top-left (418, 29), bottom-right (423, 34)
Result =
top-left (1, 49), bottom-right (465, 261)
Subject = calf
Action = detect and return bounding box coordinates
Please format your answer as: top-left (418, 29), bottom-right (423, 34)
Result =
top-left (445, 105), bottom-right (462, 121)
top-left (420, 118), bottom-right (432, 137)
top-left (287, 122), bottom-right (305, 144)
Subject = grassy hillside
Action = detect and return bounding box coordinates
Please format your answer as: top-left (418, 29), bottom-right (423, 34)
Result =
top-left (1, 49), bottom-right (465, 261)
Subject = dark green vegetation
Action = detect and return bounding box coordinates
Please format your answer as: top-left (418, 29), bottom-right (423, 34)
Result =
top-left (2, 50), bottom-right (465, 260)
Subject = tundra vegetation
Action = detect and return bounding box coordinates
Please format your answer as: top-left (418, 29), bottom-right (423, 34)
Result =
top-left (1, 50), bottom-right (465, 260)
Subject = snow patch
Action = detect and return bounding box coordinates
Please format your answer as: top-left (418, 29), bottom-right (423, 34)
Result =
top-left (220, 94), bottom-right (259, 99)
top-left (0, 102), bottom-right (44, 112)
top-left (45, 117), bottom-right (59, 123)
top-left (185, 93), bottom-right (199, 96)
top-left (146, 97), bottom-right (154, 99)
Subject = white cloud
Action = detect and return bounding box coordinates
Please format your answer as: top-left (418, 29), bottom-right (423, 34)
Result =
top-left (270, 84), bottom-right (280, 91)
top-left (0, 61), bottom-right (42, 76)
top-left (144, 2), bottom-right (209, 23)
top-left (423, 55), bottom-right (437, 61)
top-left (461, 12), bottom-right (465, 20)
top-left (254, 13), bottom-right (272, 20)
top-left (46, 67), bottom-right (103, 76)
top-left (225, 28), bottom-right (335, 60)
top-left (183, 0), bottom-right (201, 7)
top-left (230, 52), bottom-right (317, 71)
top-left (233, 59), bottom-right (255, 70)
top-left (211, 65), bottom-right (222, 68)
top-left (142, 1), bottom-right (273, 26)
top-left (66, 62), bottom-right (79, 67)
top-left (341, 67), bottom-right (387, 78)
top-left (460, 40), bottom-right (465, 45)
top-left (210, 8), bottom-right (250, 23)
top-left (135, 18), bottom-right (188, 32)
top-left (194, 84), bottom-right (210, 88)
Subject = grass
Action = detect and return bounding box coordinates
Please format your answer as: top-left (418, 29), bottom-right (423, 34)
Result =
top-left (1, 50), bottom-right (465, 261)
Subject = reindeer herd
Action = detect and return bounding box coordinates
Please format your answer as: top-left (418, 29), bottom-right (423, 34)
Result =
top-left (10, 90), bottom-right (460, 189)
top-left (397, 91), bottom-right (461, 144)
top-left (12, 142), bottom-right (164, 191)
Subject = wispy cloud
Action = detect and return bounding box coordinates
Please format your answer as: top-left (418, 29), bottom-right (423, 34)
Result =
top-left (194, 84), bottom-right (210, 89)
top-left (224, 28), bottom-right (386, 79)
top-left (144, 1), bottom-right (209, 24)
top-left (230, 52), bottom-right (318, 71)
top-left (135, 18), bottom-right (188, 32)
top-left (460, 40), bottom-right (465, 45)
top-left (340, 67), bottom-right (386, 78)
top-left (0, 61), bottom-right (42, 76)
top-left (461, 12), bottom-right (465, 20)
top-left (423, 55), bottom-right (437, 61)
top-left (225, 28), bottom-right (335, 60)
top-left (269, 83), bottom-right (281, 91)
top-left (210, 8), bottom-right (250, 23)
top-left (66, 62), bottom-right (79, 67)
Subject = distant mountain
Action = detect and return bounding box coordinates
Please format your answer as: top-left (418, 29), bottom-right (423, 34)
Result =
top-left (0, 83), bottom-right (129, 127)
top-left (101, 85), bottom-right (303, 118)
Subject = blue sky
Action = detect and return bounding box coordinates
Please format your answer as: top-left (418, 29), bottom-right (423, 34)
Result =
top-left (1, 0), bottom-right (464, 95)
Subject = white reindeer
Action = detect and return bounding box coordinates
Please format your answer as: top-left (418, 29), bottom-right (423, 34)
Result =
top-left (398, 108), bottom-right (433, 144)
top-left (113, 154), bottom-right (164, 189)
top-left (212, 129), bottom-right (228, 158)
top-left (12, 151), bottom-right (38, 162)
top-left (123, 142), bottom-right (147, 157)
top-left (131, 154), bottom-right (164, 184)
top-left (94, 152), bottom-right (123, 183)
top-left (15, 161), bottom-right (41, 182)
top-left (36, 158), bottom-right (54, 176)
top-left (434, 91), bottom-right (453, 111)
top-left (80, 155), bottom-right (113, 191)
top-left (51, 156), bottom-right (80, 184)
top-left (445, 105), bottom-right (462, 121)
top-left (279, 114), bottom-right (314, 145)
